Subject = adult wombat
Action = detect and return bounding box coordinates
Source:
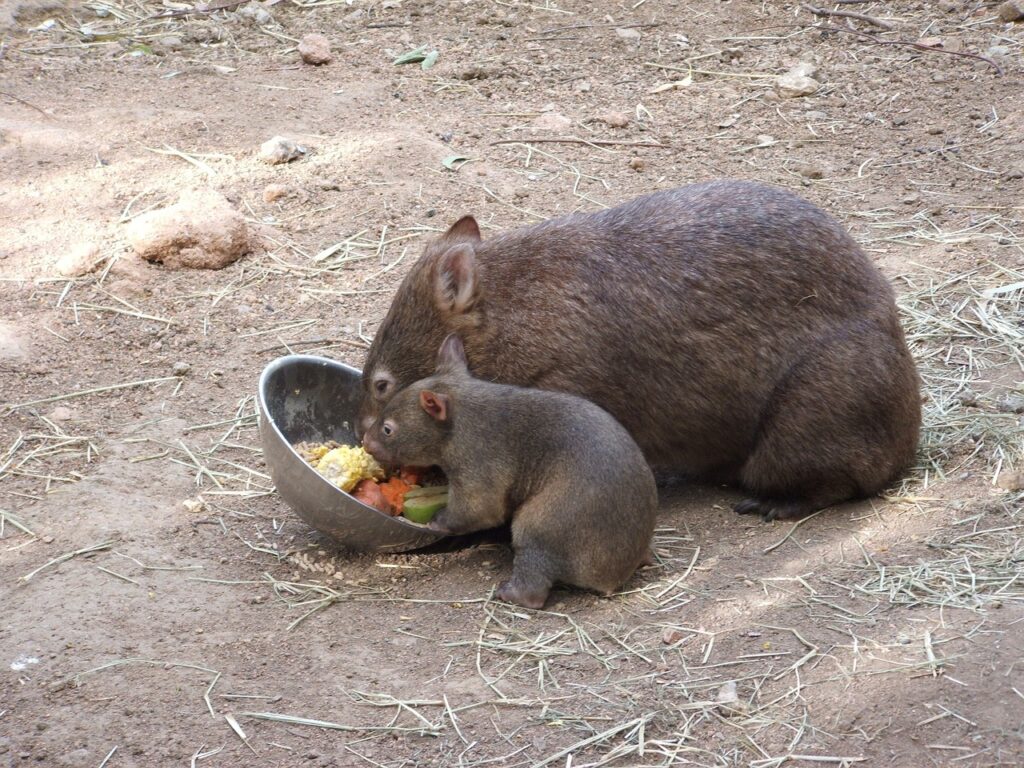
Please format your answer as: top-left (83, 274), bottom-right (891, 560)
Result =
top-left (361, 335), bottom-right (658, 609)
top-left (356, 180), bottom-right (921, 521)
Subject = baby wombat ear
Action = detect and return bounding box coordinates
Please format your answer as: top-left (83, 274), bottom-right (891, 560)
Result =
top-left (443, 215), bottom-right (482, 243)
top-left (437, 334), bottom-right (469, 372)
top-left (419, 390), bottom-right (450, 422)
top-left (434, 243), bottom-right (478, 316)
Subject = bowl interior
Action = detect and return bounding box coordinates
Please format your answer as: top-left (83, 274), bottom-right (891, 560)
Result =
top-left (259, 356), bottom-right (364, 448)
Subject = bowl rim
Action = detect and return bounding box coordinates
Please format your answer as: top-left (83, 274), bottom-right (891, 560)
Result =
top-left (257, 354), bottom-right (442, 534)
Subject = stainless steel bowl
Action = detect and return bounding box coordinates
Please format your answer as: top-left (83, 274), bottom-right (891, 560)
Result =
top-left (257, 354), bottom-right (447, 553)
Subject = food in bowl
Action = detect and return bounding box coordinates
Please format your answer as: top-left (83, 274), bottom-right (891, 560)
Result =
top-left (294, 441), bottom-right (447, 524)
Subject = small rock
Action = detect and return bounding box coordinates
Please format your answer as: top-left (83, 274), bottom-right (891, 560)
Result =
top-left (49, 406), bottom-right (73, 421)
top-left (237, 2), bottom-right (273, 25)
top-left (717, 113), bottom-right (741, 128)
top-left (996, 470), bottom-right (1024, 491)
top-left (796, 162), bottom-right (826, 179)
top-left (916, 36), bottom-right (944, 48)
top-left (126, 189), bottom-right (252, 270)
top-left (298, 33), bottom-right (332, 65)
top-left (262, 183), bottom-right (289, 203)
top-left (1004, 165), bottom-right (1024, 180)
top-left (628, 157), bottom-right (645, 172)
top-left (615, 27), bottom-right (642, 41)
top-left (42, 536), bottom-right (55, 544)
top-left (182, 497), bottom-right (208, 513)
top-left (958, 389), bottom-right (978, 407)
top-left (932, 72), bottom-right (950, 83)
top-left (997, 395), bottom-right (1024, 414)
top-left (789, 61), bottom-right (819, 78)
top-left (777, 65), bottom-right (819, 98)
top-left (988, 45), bottom-right (1011, 59)
top-left (55, 242), bottom-right (101, 277)
top-left (0, 322), bottom-right (27, 360)
top-left (259, 135), bottom-right (307, 165)
top-left (715, 681), bottom-right (738, 706)
top-left (574, 80), bottom-right (591, 93)
top-left (997, 0), bottom-right (1024, 21)
top-left (897, 633), bottom-right (911, 645)
top-left (938, 0), bottom-right (958, 10)
top-left (901, 192), bottom-right (921, 205)
top-left (927, 126), bottom-right (944, 135)
top-left (661, 627), bottom-right (685, 644)
top-left (531, 112), bottom-right (573, 131)
top-left (172, 361), bottom-right (191, 376)
top-left (157, 35), bottom-right (183, 52)
top-left (597, 110), bottom-right (630, 128)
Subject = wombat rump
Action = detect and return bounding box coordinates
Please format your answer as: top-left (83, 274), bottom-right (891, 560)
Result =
top-left (362, 335), bottom-right (658, 609)
top-left (357, 180), bottom-right (921, 521)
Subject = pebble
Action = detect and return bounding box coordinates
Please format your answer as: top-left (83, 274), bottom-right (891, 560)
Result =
top-left (796, 162), bottom-right (826, 179)
top-left (628, 157), bottom-right (645, 171)
top-left (777, 63), bottom-right (820, 98)
top-left (938, 0), bottom-right (958, 10)
top-left (49, 406), bottom-right (73, 421)
top-left (615, 27), bottom-right (642, 41)
top-left (897, 634), bottom-right (911, 645)
top-left (597, 110), bottom-right (630, 128)
top-left (157, 35), bottom-right (183, 52)
top-left (173, 361), bottom-right (191, 376)
top-left (661, 627), bottom-right (685, 644)
top-left (55, 242), bottom-right (101, 277)
top-left (1004, 165), bottom-right (1024, 180)
top-left (42, 536), bottom-right (55, 544)
top-left (126, 189), bottom-right (252, 270)
top-left (262, 183), bottom-right (289, 203)
top-left (298, 33), bottom-right (332, 65)
top-left (574, 80), bottom-right (591, 93)
top-left (998, 0), bottom-right (1024, 21)
top-left (531, 111), bottom-right (573, 131)
top-left (236, 2), bottom-right (274, 25)
top-left (259, 135), bottom-right (307, 165)
top-left (997, 395), bottom-right (1024, 414)
top-left (996, 470), bottom-right (1024, 491)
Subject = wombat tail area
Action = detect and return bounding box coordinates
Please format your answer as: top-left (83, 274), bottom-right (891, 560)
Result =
top-left (738, 319), bottom-right (921, 521)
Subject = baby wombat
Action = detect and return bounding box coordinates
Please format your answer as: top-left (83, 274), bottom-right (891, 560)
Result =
top-left (361, 335), bottom-right (658, 610)
top-left (357, 179), bottom-right (922, 522)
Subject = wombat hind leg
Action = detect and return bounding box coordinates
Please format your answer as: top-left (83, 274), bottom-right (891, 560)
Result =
top-left (740, 323), bottom-right (920, 521)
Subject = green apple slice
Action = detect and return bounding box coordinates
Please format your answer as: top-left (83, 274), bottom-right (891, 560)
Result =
top-left (402, 488), bottom-right (448, 524)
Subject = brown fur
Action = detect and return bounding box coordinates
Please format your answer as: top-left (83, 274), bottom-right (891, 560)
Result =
top-left (362, 336), bottom-right (658, 609)
top-left (357, 180), bottom-right (922, 521)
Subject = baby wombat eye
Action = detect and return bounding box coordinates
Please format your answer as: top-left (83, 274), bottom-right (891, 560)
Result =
top-left (373, 378), bottom-right (391, 398)
top-left (381, 421), bottom-right (396, 437)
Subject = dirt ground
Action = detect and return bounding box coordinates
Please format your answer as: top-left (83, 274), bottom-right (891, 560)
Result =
top-left (2, 0), bottom-right (1023, 766)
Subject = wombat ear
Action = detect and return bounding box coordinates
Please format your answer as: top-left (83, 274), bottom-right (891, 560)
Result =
top-left (419, 390), bottom-right (450, 422)
top-left (444, 215), bottom-right (482, 243)
top-left (434, 243), bottom-right (478, 316)
top-left (437, 333), bottom-right (468, 372)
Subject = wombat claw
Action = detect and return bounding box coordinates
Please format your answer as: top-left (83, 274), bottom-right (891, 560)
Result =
top-left (734, 498), bottom-right (810, 522)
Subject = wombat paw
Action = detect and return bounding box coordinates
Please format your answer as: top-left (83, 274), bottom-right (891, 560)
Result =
top-left (496, 580), bottom-right (548, 610)
top-left (735, 498), bottom-right (815, 522)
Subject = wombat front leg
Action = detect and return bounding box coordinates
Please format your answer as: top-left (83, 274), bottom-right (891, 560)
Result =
top-left (495, 547), bottom-right (555, 610)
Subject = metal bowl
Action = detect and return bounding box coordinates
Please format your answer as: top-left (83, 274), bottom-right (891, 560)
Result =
top-left (257, 354), bottom-right (447, 553)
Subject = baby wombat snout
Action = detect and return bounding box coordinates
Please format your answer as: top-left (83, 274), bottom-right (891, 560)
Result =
top-left (361, 335), bottom-right (658, 610)
top-left (358, 179), bottom-right (922, 522)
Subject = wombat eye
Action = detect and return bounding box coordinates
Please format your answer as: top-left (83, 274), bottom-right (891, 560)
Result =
top-left (374, 379), bottom-right (390, 398)
top-left (381, 422), bottom-right (395, 437)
